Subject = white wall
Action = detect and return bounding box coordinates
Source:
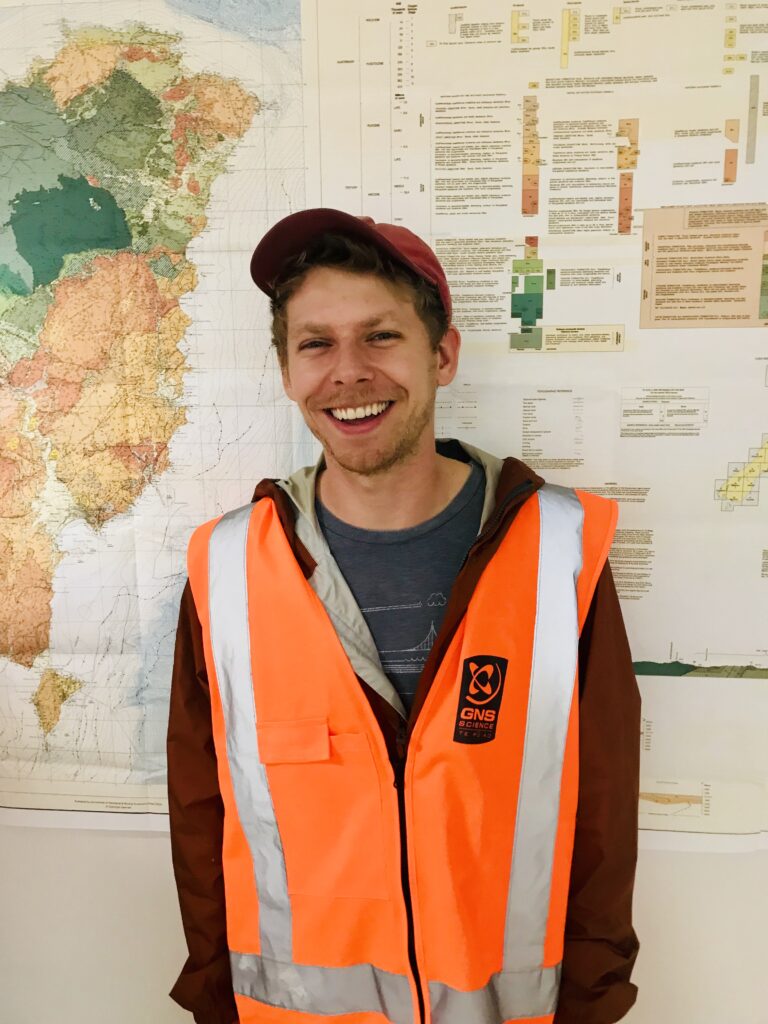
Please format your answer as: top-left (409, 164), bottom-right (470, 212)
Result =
top-left (1, 824), bottom-right (765, 1024)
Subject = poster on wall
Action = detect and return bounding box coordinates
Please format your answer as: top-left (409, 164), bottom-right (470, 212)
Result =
top-left (0, 0), bottom-right (311, 819)
top-left (0, 0), bottom-right (765, 848)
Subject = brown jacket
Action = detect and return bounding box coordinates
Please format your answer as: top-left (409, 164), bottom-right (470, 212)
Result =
top-left (167, 440), bottom-right (641, 1024)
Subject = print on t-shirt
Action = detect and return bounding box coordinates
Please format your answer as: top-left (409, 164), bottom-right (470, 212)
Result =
top-left (368, 593), bottom-right (447, 682)
top-left (317, 460), bottom-right (485, 712)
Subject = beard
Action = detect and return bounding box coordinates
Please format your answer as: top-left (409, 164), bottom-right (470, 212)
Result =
top-left (308, 391), bottom-right (435, 478)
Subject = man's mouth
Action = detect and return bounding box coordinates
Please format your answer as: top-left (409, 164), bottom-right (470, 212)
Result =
top-left (325, 400), bottom-right (393, 422)
top-left (321, 400), bottom-right (395, 432)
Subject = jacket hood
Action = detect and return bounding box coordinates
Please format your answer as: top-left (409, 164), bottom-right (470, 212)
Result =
top-left (270, 437), bottom-right (542, 537)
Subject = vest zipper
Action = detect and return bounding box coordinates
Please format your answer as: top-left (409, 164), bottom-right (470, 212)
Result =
top-left (393, 720), bottom-right (426, 1024)
top-left (392, 477), bottom-right (537, 1019)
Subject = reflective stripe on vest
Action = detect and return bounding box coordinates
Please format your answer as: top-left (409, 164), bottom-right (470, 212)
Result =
top-left (505, 484), bottom-right (583, 966)
top-left (231, 951), bottom-right (413, 1022)
top-left (206, 483), bottom-right (585, 1023)
top-left (208, 504), bottom-right (413, 1024)
top-left (429, 964), bottom-right (561, 1023)
top-left (209, 505), bottom-right (291, 961)
top-left (427, 484), bottom-right (583, 1022)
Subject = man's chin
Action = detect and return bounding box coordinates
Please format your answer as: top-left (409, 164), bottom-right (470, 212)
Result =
top-left (324, 444), bottom-right (400, 478)
top-left (315, 431), bottom-right (417, 478)
top-left (308, 402), bottom-right (432, 478)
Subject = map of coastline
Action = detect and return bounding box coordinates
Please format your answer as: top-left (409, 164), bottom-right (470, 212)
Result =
top-left (0, 23), bottom-right (258, 736)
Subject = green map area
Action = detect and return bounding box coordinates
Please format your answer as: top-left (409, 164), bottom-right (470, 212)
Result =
top-left (634, 661), bottom-right (768, 678)
top-left (509, 236), bottom-right (557, 351)
top-left (0, 23), bottom-right (258, 734)
top-left (11, 175), bottom-right (132, 288)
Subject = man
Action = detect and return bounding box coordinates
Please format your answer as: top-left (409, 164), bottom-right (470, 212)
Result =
top-left (167, 209), bottom-right (641, 1024)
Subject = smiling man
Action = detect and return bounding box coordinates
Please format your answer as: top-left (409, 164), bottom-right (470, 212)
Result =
top-left (167, 209), bottom-right (641, 1024)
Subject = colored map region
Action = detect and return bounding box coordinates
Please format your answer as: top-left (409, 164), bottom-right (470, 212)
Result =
top-left (510, 11), bottom-right (530, 44)
top-left (509, 236), bottom-right (555, 350)
top-left (715, 433), bottom-right (768, 508)
top-left (640, 784), bottom-right (706, 817)
top-left (617, 117), bottom-right (639, 234)
top-left (723, 146), bottom-right (738, 183)
top-left (634, 661), bottom-right (768, 679)
top-left (31, 670), bottom-right (84, 736)
top-left (560, 8), bottom-right (580, 68)
top-left (640, 790), bottom-right (704, 810)
top-left (0, 24), bottom-right (257, 738)
top-left (521, 95), bottom-right (540, 215)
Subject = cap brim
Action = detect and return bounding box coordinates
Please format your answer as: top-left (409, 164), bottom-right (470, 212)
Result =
top-left (249, 207), bottom-right (438, 297)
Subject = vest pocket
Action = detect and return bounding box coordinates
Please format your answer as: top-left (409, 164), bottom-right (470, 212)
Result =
top-left (258, 717), bottom-right (330, 763)
top-left (258, 719), bottom-right (388, 900)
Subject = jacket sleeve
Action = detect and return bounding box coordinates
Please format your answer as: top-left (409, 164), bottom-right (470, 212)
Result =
top-left (553, 561), bottom-right (641, 1024)
top-left (166, 579), bottom-right (239, 1024)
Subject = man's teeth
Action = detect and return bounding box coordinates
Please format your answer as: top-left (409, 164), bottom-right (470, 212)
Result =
top-left (329, 401), bottom-right (391, 421)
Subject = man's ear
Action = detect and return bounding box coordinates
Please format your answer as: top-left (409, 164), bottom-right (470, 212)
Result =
top-left (436, 324), bottom-right (461, 387)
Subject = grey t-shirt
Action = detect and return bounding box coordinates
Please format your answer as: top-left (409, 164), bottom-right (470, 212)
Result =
top-left (315, 460), bottom-right (485, 712)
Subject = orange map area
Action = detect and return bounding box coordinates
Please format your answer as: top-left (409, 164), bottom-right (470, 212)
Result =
top-left (0, 392), bottom-right (60, 668)
top-left (9, 251), bottom-right (190, 527)
top-left (0, 24), bottom-right (258, 735)
top-left (43, 40), bottom-right (122, 107)
top-left (32, 670), bottom-right (84, 736)
top-left (640, 792), bottom-right (703, 806)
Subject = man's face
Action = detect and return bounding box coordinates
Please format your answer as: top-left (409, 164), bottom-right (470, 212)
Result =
top-left (281, 265), bottom-right (459, 477)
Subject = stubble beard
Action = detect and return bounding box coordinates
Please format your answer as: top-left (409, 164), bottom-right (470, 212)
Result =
top-left (310, 392), bottom-right (435, 478)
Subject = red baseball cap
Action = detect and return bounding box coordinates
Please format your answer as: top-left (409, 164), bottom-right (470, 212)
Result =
top-left (249, 207), bottom-right (452, 320)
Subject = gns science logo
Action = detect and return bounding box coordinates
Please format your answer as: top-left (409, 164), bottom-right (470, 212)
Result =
top-left (453, 655), bottom-right (508, 744)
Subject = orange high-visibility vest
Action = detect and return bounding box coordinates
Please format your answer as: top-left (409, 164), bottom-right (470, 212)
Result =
top-left (186, 484), bottom-right (617, 1024)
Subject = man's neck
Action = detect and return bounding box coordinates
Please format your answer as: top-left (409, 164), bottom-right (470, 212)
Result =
top-left (316, 446), bottom-right (472, 531)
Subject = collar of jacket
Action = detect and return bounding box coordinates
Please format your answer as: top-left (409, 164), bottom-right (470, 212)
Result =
top-left (250, 439), bottom-right (544, 742)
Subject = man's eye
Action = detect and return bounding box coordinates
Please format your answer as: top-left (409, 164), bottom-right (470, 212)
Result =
top-left (371, 332), bottom-right (396, 340)
top-left (299, 339), bottom-right (327, 350)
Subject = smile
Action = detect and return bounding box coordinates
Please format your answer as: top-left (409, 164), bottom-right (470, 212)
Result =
top-left (322, 400), bottom-right (395, 434)
top-left (327, 401), bottom-right (393, 421)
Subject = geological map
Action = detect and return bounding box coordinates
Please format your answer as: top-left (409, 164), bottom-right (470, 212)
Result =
top-left (0, 15), bottom-right (262, 810)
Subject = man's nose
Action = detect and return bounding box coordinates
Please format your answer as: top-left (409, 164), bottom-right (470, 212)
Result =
top-left (330, 342), bottom-right (375, 385)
